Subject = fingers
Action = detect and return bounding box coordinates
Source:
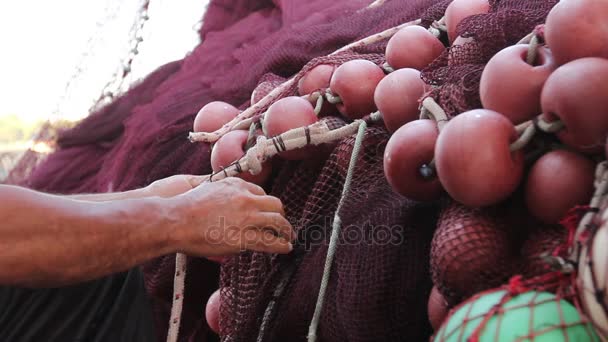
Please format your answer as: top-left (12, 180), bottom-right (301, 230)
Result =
top-left (146, 175), bottom-right (193, 198)
top-left (249, 212), bottom-right (295, 241)
top-left (242, 230), bottom-right (293, 255)
top-left (220, 177), bottom-right (266, 196)
top-left (240, 181), bottom-right (266, 197)
top-left (252, 195), bottom-right (285, 216)
top-left (186, 175), bottom-right (209, 188)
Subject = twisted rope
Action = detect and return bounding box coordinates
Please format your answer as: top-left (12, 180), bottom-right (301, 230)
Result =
top-left (307, 116), bottom-right (368, 342)
top-left (324, 89), bottom-right (342, 105)
top-left (428, 16), bottom-right (446, 38)
top-left (312, 92), bottom-right (324, 115)
top-left (419, 97), bottom-right (449, 131)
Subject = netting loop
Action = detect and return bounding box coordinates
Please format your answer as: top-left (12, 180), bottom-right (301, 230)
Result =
top-left (245, 121), bottom-right (260, 151)
top-left (509, 121), bottom-right (536, 152)
top-left (312, 92), bottom-right (324, 115)
top-left (324, 89), bottom-right (342, 105)
top-left (381, 62), bottom-right (395, 73)
top-left (536, 115), bottom-right (564, 133)
top-left (428, 16), bottom-right (446, 38)
top-left (526, 33), bottom-right (540, 65)
top-left (420, 97), bottom-right (449, 131)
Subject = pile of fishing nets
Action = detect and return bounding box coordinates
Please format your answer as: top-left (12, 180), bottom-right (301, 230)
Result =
top-left (12, 0), bottom-right (608, 341)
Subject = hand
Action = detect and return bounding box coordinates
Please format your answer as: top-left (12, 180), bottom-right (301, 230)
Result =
top-left (167, 177), bottom-right (294, 257)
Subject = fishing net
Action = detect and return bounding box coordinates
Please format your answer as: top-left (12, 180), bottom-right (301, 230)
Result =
top-left (9, 0), bottom-right (576, 341)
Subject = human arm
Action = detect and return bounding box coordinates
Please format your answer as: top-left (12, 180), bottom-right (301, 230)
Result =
top-left (0, 178), bottom-right (293, 287)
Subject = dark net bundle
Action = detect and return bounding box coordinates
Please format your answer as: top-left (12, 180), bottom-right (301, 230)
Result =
top-left (420, 0), bottom-right (558, 118)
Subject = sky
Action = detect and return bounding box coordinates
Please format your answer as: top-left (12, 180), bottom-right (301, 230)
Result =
top-left (0, 0), bottom-right (208, 123)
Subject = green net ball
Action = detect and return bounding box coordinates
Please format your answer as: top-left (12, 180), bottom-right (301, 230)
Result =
top-left (434, 290), bottom-right (600, 341)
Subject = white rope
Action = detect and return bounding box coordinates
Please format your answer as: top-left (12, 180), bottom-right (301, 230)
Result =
top-left (166, 253), bottom-right (187, 342)
top-left (307, 119), bottom-right (368, 342)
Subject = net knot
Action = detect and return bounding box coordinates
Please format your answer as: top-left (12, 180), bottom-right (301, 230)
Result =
top-left (506, 275), bottom-right (528, 295)
top-left (245, 136), bottom-right (268, 175)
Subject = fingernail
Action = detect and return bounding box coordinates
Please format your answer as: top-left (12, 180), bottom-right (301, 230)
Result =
top-left (287, 242), bottom-right (293, 252)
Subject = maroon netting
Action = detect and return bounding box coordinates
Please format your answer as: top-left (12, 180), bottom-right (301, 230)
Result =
top-left (431, 197), bottom-right (570, 307)
top-left (430, 199), bottom-right (521, 306)
top-left (10, 0), bottom-right (567, 341)
top-left (521, 223), bottom-right (568, 278)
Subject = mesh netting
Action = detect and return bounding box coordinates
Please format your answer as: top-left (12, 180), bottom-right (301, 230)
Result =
top-left (521, 223), bottom-right (569, 278)
top-left (431, 196), bottom-right (571, 307)
top-left (430, 200), bottom-right (521, 306)
top-left (10, 0), bottom-right (571, 341)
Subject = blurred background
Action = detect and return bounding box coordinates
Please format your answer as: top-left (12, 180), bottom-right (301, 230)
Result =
top-left (0, 0), bottom-right (208, 181)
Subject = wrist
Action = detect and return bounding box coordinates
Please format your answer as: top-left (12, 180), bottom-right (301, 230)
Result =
top-left (161, 192), bottom-right (211, 255)
top-left (98, 196), bottom-right (179, 256)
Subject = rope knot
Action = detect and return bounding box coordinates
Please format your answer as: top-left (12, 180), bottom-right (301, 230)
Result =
top-left (245, 136), bottom-right (268, 175)
top-left (507, 275), bottom-right (527, 295)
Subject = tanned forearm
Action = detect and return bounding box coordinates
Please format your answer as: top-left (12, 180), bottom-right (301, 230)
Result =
top-left (68, 188), bottom-right (151, 202)
top-left (0, 185), bottom-right (177, 288)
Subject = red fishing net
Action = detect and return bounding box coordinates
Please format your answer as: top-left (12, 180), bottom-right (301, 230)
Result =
top-left (9, 0), bottom-right (573, 341)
